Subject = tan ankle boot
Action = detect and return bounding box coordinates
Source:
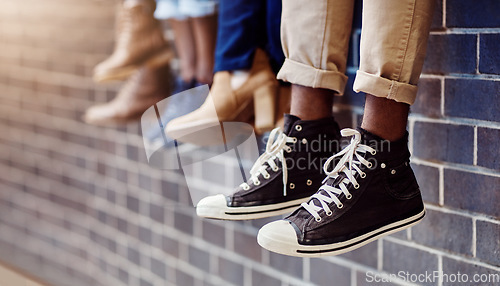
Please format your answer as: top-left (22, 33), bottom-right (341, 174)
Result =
top-left (84, 62), bottom-right (172, 126)
top-left (93, 0), bottom-right (172, 83)
top-left (166, 49), bottom-right (282, 140)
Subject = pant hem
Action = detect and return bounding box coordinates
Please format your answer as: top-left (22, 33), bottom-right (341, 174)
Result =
top-left (353, 70), bottom-right (417, 105)
top-left (214, 57), bottom-right (254, 73)
top-left (277, 59), bottom-right (348, 95)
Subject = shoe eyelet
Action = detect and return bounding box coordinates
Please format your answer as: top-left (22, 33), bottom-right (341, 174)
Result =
top-left (243, 185), bottom-right (250, 190)
top-left (381, 163), bottom-right (386, 169)
top-left (289, 183), bottom-right (295, 189)
top-left (367, 162), bottom-right (373, 168)
top-left (295, 125), bottom-right (302, 131)
top-left (306, 179), bottom-right (312, 186)
top-left (272, 166), bottom-right (279, 172)
top-left (360, 173), bottom-right (366, 178)
top-left (371, 150), bottom-right (377, 155)
top-left (315, 217), bottom-right (321, 222)
top-left (263, 174), bottom-right (271, 179)
top-left (286, 147), bottom-right (292, 153)
top-left (326, 211), bottom-right (333, 216)
top-left (302, 138), bottom-right (308, 144)
top-left (346, 194), bottom-right (352, 199)
top-left (291, 137), bottom-right (297, 143)
top-left (354, 184), bottom-right (360, 189)
top-left (254, 180), bottom-right (261, 186)
top-left (337, 203), bottom-right (343, 209)
top-left (391, 169), bottom-right (396, 175)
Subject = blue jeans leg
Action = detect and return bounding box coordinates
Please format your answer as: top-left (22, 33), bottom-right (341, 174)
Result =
top-left (214, 0), bottom-right (284, 74)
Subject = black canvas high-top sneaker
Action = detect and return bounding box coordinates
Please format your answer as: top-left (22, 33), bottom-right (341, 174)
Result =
top-left (257, 128), bottom-right (425, 256)
top-left (196, 114), bottom-right (341, 220)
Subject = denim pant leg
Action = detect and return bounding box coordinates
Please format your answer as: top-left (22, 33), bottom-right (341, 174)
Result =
top-left (214, 0), bottom-right (284, 73)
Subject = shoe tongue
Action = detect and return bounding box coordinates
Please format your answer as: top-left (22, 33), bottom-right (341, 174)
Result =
top-left (283, 114), bottom-right (301, 135)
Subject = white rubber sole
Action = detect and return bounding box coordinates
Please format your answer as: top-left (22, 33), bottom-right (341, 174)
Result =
top-left (258, 209), bottom-right (425, 257)
top-left (196, 196), bottom-right (309, 220)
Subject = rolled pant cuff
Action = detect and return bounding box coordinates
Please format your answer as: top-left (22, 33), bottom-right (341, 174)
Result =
top-left (277, 59), bottom-right (348, 95)
top-left (353, 70), bottom-right (417, 105)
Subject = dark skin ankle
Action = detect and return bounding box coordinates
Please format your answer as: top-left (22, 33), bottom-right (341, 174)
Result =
top-left (289, 87), bottom-right (408, 141)
top-left (361, 94), bottom-right (409, 141)
top-left (290, 84), bottom-right (334, 120)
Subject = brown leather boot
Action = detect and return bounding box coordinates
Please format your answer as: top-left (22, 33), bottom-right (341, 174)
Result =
top-left (93, 0), bottom-right (172, 83)
top-left (166, 49), bottom-right (284, 141)
top-left (84, 62), bottom-right (172, 126)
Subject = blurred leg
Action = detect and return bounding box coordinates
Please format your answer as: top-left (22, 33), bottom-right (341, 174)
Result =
top-left (191, 15), bottom-right (217, 84)
top-left (168, 19), bottom-right (197, 83)
top-left (214, 0), bottom-right (265, 72)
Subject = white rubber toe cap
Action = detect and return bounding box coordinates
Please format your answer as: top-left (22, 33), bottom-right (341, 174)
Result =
top-left (196, 194), bottom-right (227, 218)
top-left (257, 220), bottom-right (300, 255)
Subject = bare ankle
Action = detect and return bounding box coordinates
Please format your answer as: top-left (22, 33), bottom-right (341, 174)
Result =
top-left (361, 94), bottom-right (409, 141)
top-left (290, 84), bottom-right (334, 121)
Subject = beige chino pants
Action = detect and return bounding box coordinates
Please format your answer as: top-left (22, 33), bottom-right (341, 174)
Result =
top-left (277, 0), bottom-right (436, 105)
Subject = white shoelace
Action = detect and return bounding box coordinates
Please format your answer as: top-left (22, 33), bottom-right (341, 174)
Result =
top-left (301, 129), bottom-right (376, 222)
top-left (240, 127), bottom-right (296, 196)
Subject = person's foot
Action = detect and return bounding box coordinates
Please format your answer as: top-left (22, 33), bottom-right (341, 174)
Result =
top-left (257, 128), bottom-right (425, 257)
top-left (93, 0), bottom-right (172, 83)
top-left (196, 115), bottom-right (341, 220)
top-left (84, 62), bottom-right (171, 126)
top-left (166, 49), bottom-right (285, 140)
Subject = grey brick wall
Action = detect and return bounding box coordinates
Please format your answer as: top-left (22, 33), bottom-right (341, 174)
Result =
top-left (0, 0), bottom-right (498, 286)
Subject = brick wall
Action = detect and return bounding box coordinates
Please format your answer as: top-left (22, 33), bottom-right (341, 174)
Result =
top-left (0, 0), bottom-right (498, 286)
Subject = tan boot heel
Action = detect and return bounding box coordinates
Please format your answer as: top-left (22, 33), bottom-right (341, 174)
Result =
top-left (253, 83), bottom-right (278, 134)
top-left (146, 49), bottom-right (174, 69)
